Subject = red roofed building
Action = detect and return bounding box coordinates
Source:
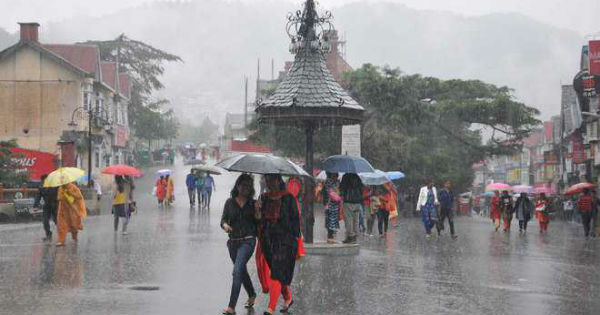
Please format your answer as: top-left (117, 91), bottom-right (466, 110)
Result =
top-left (0, 22), bottom-right (132, 178)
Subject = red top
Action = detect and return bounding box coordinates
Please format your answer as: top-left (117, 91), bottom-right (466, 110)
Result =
top-left (577, 195), bottom-right (594, 212)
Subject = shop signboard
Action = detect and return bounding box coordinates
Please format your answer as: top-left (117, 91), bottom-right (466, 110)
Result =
top-left (9, 148), bottom-right (57, 180)
top-left (589, 40), bottom-right (600, 75)
top-left (572, 136), bottom-right (586, 164)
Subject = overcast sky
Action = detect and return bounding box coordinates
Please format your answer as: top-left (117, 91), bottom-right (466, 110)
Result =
top-left (1, 0), bottom-right (598, 36)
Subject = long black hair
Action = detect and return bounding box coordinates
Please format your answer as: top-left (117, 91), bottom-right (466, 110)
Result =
top-left (231, 173), bottom-right (254, 198)
top-left (116, 175), bottom-right (125, 193)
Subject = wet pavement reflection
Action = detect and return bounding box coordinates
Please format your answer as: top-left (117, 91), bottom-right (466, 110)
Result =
top-left (0, 159), bottom-right (599, 315)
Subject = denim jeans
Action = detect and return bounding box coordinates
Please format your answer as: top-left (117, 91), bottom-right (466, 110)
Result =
top-left (376, 209), bottom-right (389, 235)
top-left (227, 237), bottom-right (257, 309)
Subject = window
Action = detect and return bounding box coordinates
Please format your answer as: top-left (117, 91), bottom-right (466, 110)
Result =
top-left (82, 83), bottom-right (92, 111)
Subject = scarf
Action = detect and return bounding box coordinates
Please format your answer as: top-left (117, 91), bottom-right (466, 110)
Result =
top-left (263, 190), bottom-right (288, 221)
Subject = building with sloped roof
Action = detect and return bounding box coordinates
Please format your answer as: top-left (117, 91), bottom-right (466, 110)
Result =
top-left (0, 23), bottom-right (132, 175)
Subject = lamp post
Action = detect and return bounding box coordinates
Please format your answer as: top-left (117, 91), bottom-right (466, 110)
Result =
top-left (68, 106), bottom-right (100, 188)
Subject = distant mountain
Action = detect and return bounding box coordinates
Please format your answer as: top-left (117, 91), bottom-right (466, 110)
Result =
top-left (10, 0), bottom-right (583, 123)
top-left (0, 28), bottom-right (16, 50)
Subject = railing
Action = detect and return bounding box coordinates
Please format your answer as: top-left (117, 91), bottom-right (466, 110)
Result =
top-left (0, 184), bottom-right (37, 203)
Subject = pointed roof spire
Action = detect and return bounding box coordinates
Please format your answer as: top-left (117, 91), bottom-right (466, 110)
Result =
top-left (256, 0), bottom-right (363, 126)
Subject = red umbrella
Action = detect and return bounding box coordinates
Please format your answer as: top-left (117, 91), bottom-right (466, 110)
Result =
top-left (565, 182), bottom-right (595, 195)
top-left (101, 164), bottom-right (143, 177)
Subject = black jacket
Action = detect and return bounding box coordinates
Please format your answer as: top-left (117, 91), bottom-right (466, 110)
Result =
top-left (340, 174), bottom-right (363, 204)
top-left (220, 198), bottom-right (259, 239)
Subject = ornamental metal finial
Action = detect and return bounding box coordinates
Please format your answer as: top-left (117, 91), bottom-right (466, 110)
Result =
top-left (286, 0), bottom-right (334, 54)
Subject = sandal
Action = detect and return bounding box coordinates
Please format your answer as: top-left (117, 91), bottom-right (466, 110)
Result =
top-left (280, 299), bottom-right (294, 313)
top-left (221, 310), bottom-right (235, 315)
top-left (244, 296), bottom-right (256, 309)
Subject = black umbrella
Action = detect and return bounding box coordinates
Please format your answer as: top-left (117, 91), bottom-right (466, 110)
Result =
top-left (215, 154), bottom-right (310, 177)
top-left (322, 155), bottom-right (375, 174)
top-left (192, 165), bottom-right (223, 175)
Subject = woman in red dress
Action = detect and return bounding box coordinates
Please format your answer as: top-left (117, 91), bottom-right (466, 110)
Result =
top-left (256, 174), bottom-right (300, 315)
top-left (535, 193), bottom-right (551, 233)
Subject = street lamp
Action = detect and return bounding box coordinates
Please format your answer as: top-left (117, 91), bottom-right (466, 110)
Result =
top-left (68, 106), bottom-right (103, 187)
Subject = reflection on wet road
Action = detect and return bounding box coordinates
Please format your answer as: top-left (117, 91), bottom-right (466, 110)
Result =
top-left (0, 160), bottom-right (599, 315)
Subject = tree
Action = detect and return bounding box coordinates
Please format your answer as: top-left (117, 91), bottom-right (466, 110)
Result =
top-left (177, 117), bottom-right (219, 144)
top-left (0, 140), bottom-right (29, 187)
top-left (253, 64), bottom-right (540, 193)
top-left (85, 35), bottom-right (182, 139)
top-left (343, 64), bottom-right (541, 192)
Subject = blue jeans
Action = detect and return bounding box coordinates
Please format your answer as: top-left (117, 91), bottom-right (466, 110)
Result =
top-left (421, 207), bottom-right (437, 234)
top-left (359, 205), bottom-right (365, 231)
top-left (227, 237), bottom-right (257, 309)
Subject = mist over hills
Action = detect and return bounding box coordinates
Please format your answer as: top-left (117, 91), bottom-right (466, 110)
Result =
top-left (0, 0), bottom-right (582, 124)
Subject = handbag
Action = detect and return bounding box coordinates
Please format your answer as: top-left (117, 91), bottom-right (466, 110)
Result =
top-left (129, 201), bottom-right (137, 213)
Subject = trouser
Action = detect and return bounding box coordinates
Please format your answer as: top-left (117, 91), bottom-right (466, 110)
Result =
top-left (114, 204), bottom-right (130, 232)
top-left (187, 188), bottom-right (195, 204)
top-left (492, 218), bottom-right (501, 230)
top-left (421, 208), bottom-right (437, 234)
top-left (581, 211), bottom-right (594, 237)
top-left (42, 204), bottom-right (57, 238)
top-left (205, 190), bottom-right (212, 208)
top-left (343, 203), bottom-right (361, 238)
top-left (58, 229), bottom-right (77, 243)
top-left (503, 215), bottom-right (512, 230)
top-left (437, 207), bottom-right (455, 235)
top-left (197, 188), bottom-right (204, 206)
top-left (539, 221), bottom-right (548, 232)
top-left (227, 238), bottom-right (257, 309)
top-left (519, 220), bottom-right (529, 231)
top-left (564, 211), bottom-right (573, 221)
top-left (366, 212), bottom-right (376, 235)
top-left (376, 209), bottom-right (389, 235)
top-left (268, 278), bottom-right (291, 312)
top-left (327, 229), bottom-right (335, 239)
top-left (358, 206), bottom-right (365, 232)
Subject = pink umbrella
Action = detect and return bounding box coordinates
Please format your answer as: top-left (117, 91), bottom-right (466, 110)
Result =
top-left (101, 164), bottom-right (143, 177)
top-left (512, 185), bottom-right (533, 194)
top-left (565, 182), bottom-right (595, 195)
top-left (485, 183), bottom-right (511, 192)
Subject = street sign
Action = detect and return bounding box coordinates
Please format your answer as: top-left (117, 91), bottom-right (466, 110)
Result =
top-left (341, 125), bottom-right (361, 157)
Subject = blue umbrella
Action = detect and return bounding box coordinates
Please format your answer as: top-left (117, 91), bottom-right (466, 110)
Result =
top-left (322, 155), bottom-right (375, 174)
top-left (156, 169), bottom-right (172, 177)
top-left (359, 170), bottom-right (390, 186)
top-left (386, 171), bottom-right (405, 180)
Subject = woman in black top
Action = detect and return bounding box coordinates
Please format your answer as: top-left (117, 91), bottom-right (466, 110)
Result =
top-left (220, 174), bottom-right (260, 315)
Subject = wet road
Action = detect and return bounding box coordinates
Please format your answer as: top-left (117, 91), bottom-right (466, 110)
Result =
top-left (1, 159), bottom-right (599, 315)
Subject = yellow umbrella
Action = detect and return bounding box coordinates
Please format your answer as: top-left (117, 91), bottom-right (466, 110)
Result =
top-left (44, 167), bottom-right (86, 187)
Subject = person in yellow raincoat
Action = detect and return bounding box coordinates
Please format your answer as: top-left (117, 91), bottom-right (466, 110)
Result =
top-left (56, 183), bottom-right (87, 246)
top-left (165, 174), bottom-right (175, 205)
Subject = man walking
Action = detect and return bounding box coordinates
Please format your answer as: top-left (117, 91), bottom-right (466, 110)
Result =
top-left (186, 169), bottom-right (196, 205)
top-left (34, 174), bottom-right (58, 241)
top-left (340, 173), bottom-right (364, 244)
top-left (437, 180), bottom-right (457, 238)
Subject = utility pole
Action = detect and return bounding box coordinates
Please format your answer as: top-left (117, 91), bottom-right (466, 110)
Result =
top-left (256, 58), bottom-right (260, 101)
top-left (244, 76), bottom-right (248, 129)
